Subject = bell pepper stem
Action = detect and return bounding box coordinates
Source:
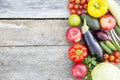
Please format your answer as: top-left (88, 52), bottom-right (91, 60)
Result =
top-left (76, 50), bottom-right (83, 56)
top-left (94, 2), bottom-right (100, 9)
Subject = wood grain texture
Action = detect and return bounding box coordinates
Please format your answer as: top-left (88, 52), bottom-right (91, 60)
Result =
top-left (0, 0), bottom-right (69, 18)
top-left (0, 20), bottom-right (70, 46)
top-left (0, 46), bottom-right (76, 80)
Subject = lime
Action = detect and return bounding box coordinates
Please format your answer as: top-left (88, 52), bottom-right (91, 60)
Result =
top-left (68, 14), bottom-right (81, 26)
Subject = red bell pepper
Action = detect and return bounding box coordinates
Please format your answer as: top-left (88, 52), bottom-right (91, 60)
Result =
top-left (69, 43), bottom-right (88, 62)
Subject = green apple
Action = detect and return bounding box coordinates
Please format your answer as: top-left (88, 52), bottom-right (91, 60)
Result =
top-left (68, 14), bottom-right (81, 26)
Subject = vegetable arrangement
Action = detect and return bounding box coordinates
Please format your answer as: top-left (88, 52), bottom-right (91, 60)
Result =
top-left (67, 0), bottom-right (120, 80)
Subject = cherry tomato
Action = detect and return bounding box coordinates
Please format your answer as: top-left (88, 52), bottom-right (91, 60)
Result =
top-left (68, 3), bottom-right (74, 10)
top-left (114, 51), bottom-right (120, 58)
top-left (109, 55), bottom-right (115, 62)
top-left (77, 10), bottom-right (82, 15)
top-left (79, 5), bottom-right (83, 10)
top-left (75, 0), bottom-right (80, 4)
top-left (74, 4), bottom-right (79, 9)
top-left (86, 0), bottom-right (89, 3)
top-left (104, 59), bottom-right (109, 62)
top-left (80, 0), bottom-right (86, 5)
top-left (110, 62), bottom-right (115, 65)
top-left (114, 58), bottom-right (120, 64)
top-left (83, 4), bottom-right (87, 9)
top-left (103, 53), bottom-right (109, 60)
top-left (70, 9), bottom-right (76, 14)
top-left (69, 0), bottom-right (75, 3)
top-left (84, 10), bottom-right (88, 14)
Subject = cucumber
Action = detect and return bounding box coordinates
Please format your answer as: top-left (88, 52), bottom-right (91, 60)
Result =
top-left (81, 14), bottom-right (100, 31)
top-left (112, 41), bottom-right (120, 52)
top-left (105, 40), bottom-right (117, 51)
top-left (100, 42), bottom-right (113, 54)
top-left (115, 25), bottom-right (120, 35)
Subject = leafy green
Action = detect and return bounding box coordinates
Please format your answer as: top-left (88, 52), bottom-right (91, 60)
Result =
top-left (82, 55), bottom-right (98, 80)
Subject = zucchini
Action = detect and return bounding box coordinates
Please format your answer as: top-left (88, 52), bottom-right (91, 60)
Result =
top-left (100, 42), bottom-right (113, 54)
top-left (115, 25), bottom-right (120, 35)
top-left (107, 0), bottom-right (120, 26)
top-left (112, 41), bottom-right (120, 52)
top-left (81, 14), bottom-right (100, 31)
top-left (105, 40), bottom-right (117, 51)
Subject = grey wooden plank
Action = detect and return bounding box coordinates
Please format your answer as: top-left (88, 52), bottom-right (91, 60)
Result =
top-left (0, 20), bottom-right (70, 46)
top-left (0, 0), bottom-right (69, 18)
top-left (0, 46), bottom-right (70, 65)
top-left (0, 46), bottom-right (75, 80)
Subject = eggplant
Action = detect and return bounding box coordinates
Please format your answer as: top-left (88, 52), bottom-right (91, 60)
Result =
top-left (82, 19), bottom-right (104, 61)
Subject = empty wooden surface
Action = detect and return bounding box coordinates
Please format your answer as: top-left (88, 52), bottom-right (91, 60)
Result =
top-left (0, 0), bottom-right (69, 18)
top-left (0, 20), bottom-right (69, 46)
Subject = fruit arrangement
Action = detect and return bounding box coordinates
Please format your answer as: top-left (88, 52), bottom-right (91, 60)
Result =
top-left (66, 0), bottom-right (120, 80)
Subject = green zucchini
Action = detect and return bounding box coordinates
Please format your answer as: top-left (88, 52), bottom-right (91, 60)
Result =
top-left (112, 41), bottom-right (120, 52)
top-left (115, 25), bottom-right (120, 35)
top-left (81, 14), bottom-right (100, 31)
top-left (105, 41), bottom-right (117, 51)
top-left (100, 42), bottom-right (113, 54)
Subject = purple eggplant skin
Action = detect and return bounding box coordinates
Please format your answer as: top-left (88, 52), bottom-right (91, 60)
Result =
top-left (94, 30), bottom-right (109, 41)
top-left (84, 30), bottom-right (104, 62)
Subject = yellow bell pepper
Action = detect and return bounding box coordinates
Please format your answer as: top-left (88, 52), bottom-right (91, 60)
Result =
top-left (87, 0), bottom-right (108, 18)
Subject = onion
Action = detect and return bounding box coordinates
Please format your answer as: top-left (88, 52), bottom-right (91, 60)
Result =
top-left (95, 30), bottom-right (109, 41)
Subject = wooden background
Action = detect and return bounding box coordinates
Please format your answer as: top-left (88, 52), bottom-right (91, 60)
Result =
top-left (0, 0), bottom-right (120, 80)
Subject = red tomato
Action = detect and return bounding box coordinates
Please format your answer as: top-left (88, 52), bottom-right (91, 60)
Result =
top-left (79, 5), bottom-right (83, 10)
top-left (84, 10), bottom-right (88, 14)
top-left (86, 0), bottom-right (89, 3)
top-left (114, 58), bottom-right (120, 64)
top-left (104, 59), bottom-right (109, 62)
top-left (109, 55), bottom-right (115, 62)
top-left (103, 53), bottom-right (109, 60)
top-left (83, 4), bottom-right (87, 9)
top-left (110, 62), bottom-right (115, 65)
top-left (69, 0), bottom-right (75, 3)
top-left (75, 0), bottom-right (80, 4)
top-left (77, 10), bottom-right (82, 16)
top-left (114, 51), bottom-right (120, 58)
top-left (80, 0), bottom-right (86, 5)
top-left (70, 9), bottom-right (76, 14)
top-left (74, 4), bottom-right (79, 9)
top-left (68, 3), bottom-right (74, 9)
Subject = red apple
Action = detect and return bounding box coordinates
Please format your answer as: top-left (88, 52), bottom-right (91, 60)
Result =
top-left (66, 27), bottom-right (82, 43)
top-left (100, 14), bottom-right (116, 30)
top-left (72, 63), bottom-right (88, 79)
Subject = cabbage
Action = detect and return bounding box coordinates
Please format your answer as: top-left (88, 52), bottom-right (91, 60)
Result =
top-left (91, 62), bottom-right (120, 80)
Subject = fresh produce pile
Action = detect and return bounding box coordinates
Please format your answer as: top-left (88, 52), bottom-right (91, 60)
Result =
top-left (66, 0), bottom-right (120, 80)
